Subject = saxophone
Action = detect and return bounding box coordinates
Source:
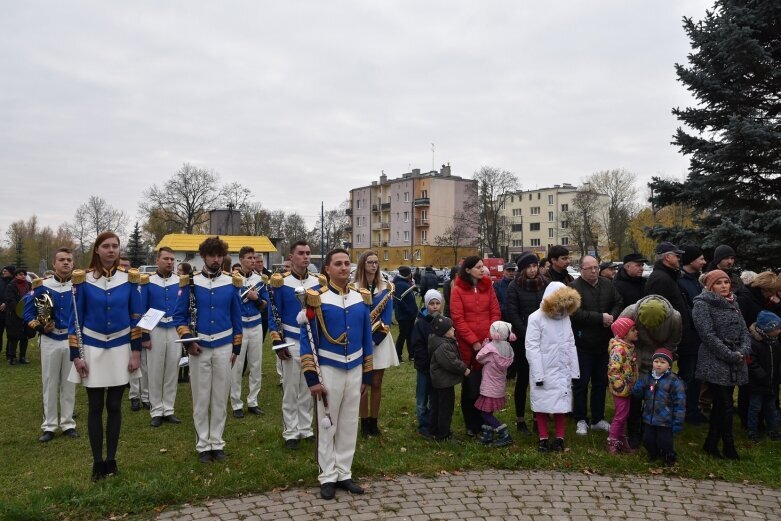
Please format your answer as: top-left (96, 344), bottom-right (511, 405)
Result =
top-left (35, 292), bottom-right (54, 327)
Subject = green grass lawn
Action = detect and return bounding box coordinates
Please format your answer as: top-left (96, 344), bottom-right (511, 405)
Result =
top-left (1, 330), bottom-right (780, 520)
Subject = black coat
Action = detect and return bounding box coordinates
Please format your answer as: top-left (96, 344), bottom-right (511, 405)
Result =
top-left (4, 279), bottom-right (29, 340)
top-left (410, 311), bottom-right (434, 372)
top-left (613, 267), bottom-right (646, 308)
top-left (678, 270), bottom-right (704, 356)
top-left (393, 276), bottom-right (419, 322)
top-left (571, 277), bottom-right (624, 354)
top-left (419, 270), bottom-right (439, 299)
top-left (736, 285), bottom-right (781, 329)
top-left (504, 277), bottom-right (547, 355)
top-left (748, 325), bottom-right (781, 395)
top-left (645, 262), bottom-right (690, 332)
top-left (0, 275), bottom-right (10, 326)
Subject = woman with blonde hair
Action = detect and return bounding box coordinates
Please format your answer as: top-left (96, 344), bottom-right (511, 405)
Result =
top-left (354, 250), bottom-right (398, 436)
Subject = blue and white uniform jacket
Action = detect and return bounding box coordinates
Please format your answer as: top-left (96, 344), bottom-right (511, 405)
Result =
top-left (172, 270), bottom-right (243, 354)
top-left (237, 270), bottom-right (270, 330)
top-left (300, 282), bottom-right (373, 387)
top-left (141, 271), bottom-right (180, 341)
top-left (68, 267), bottom-right (145, 360)
top-left (24, 274), bottom-right (73, 342)
top-left (267, 270), bottom-right (320, 345)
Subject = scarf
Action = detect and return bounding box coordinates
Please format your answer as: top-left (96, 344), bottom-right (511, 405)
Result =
top-left (520, 273), bottom-right (546, 293)
top-left (12, 278), bottom-right (30, 297)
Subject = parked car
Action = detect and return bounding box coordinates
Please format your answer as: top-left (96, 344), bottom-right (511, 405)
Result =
top-left (567, 266), bottom-right (581, 280)
top-left (138, 265), bottom-right (157, 274)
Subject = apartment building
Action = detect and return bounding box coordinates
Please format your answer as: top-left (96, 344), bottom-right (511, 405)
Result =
top-left (348, 165), bottom-right (479, 269)
top-left (502, 183), bottom-right (609, 260)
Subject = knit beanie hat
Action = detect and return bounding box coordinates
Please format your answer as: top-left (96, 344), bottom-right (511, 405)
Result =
top-left (638, 299), bottom-right (668, 329)
top-left (516, 252), bottom-right (538, 272)
top-left (756, 311), bottom-right (781, 334)
top-left (2, 265), bottom-right (15, 275)
top-left (431, 315), bottom-right (453, 337)
top-left (652, 348), bottom-right (674, 365)
top-left (489, 320), bottom-right (516, 342)
top-left (398, 265), bottom-right (411, 278)
top-left (611, 317), bottom-right (635, 339)
top-left (681, 245), bottom-right (703, 267)
top-left (424, 289), bottom-right (443, 308)
top-left (712, 244), bottom-right (736, 267)
top-left (704, 269), bottom-right (730, 291)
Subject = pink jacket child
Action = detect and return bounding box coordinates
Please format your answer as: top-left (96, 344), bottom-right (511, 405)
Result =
top-left (475, 321), bottom-right (516, 447)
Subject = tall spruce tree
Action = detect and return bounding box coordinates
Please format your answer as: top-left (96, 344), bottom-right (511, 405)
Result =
top-left (126, 222), bottom-right (147, 267)
top-left (648, 0), bottom-right (781, 270)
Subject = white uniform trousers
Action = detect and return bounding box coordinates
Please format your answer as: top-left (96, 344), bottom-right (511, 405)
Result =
top-left (316, 364), bottom-right (362, 484)
top-left (189, 344), bottom-right (232, 452)
top-left (230, 323), bottom-right (263, 410)
top-left (40, 335), bottom-right (76, 433)
top-left (147, 327), bottom-right (181, 417)
top-left (281, 339), bottom-right (313, 440)
top-left (129, 349), bottom-right (149, 402)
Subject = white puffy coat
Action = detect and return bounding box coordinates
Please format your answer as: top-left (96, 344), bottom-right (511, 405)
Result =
top-left (525, 282), bottom-right (581, 414)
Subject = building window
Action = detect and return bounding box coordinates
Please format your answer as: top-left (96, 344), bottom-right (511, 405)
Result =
top-left (531, 207), bottom-right (540, 215)
top-left (384, 250), bottom-right (389, 261)
top-left (537, 193), bottom-right (541, 199)
top-left (421, 209), bottom-right (427, 220)
top-left (548, 228), bottom-right (554, 238)
top-left (512, 208), bottom-right (522, 217)
top-left (548, 211), bottom-right (554, 222)
top-left (397, 193), bottom-right (400, 200)
top-left (528, 193), bottom-right (532, 201)
top-left (356, 199), bottom-right (361, 209)
top-left (510, 196), bottom-right (514, 203)
top-left (511, 224), bottom-right (523, 232)
top-left (403, 231), bottom-right (410, 242)
top-left (561, 203), bottom-right (568, 212)
top-left (548, 194), bottom-right (554, 205)
top-left (404, 192), bottom-right (410, 202)
top-left (561, 237), bottom-right (569, 245)
top-left (421, 230), bottom-right (428, 241)
top-left (530, 239), bottom-right (541, 247)
top-left (403, 250), bottom-right (409, 260)
top-left (530, 223), bottom-right (540, 231)
top-left (356, 216), bottom-right (362, 227)
top-left (421, 190), bottom-right (428, 198)
top-left (415, 249), bottom-right (421, 261)
top-left (512, 240), bottom-right (523, 247)
top-left (561, 221), bottom-right (569, 229)
top-left (403, 211), bottom-right (409, 222)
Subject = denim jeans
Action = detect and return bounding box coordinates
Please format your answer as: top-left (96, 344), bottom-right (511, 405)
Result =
top-left (748, 393), bottom-right (779, 433)
top-left (677, 353), bottom-right (702, 419)
top-left (415, 370), bottom-right (432, 432)
top-left (573, 349), bottom-right (609, 424)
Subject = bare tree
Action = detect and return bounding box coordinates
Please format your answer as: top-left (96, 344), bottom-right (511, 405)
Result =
top-left (220, 181), bottom-right (253, 212)
top-left (588, 169), bottom-right (639, 258)
top-left (240, 201), bottom-right (271, 236)
top-left (564, 186), bottom-right (602, 258)
top-left (139, 163), bottom-right (222, 234)
top-left (473, 166), bottom-right (520, 258)
top-left (435, 211), bottom-right (479, 265)
top-left (313, 202), bottom-right (350, 253)
top-left (69, 196), bottom-right (126, 256)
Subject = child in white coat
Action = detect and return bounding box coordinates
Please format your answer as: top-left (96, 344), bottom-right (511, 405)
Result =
top-left (525, 282), bottom-right (581, 452)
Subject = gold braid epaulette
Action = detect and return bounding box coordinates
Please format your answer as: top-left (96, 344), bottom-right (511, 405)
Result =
top-left (232, 272), bottom-right (243, 287)
top-left (32, 277), bottom-right (44, 289)
top-left (359, 288), bottom-right (372, 306)
top-left (317, 273), bottom-right (327, 287)
top-left (179, 274), bottom-right (190, 287)
top-left (311, 286), bottom-right (347, 345)
top-left (72, 269), bottom-right (86, 285)
top-left (261, 274), bottom-right (269, 284)
top-left (270, 273), bottom-right (284, 288)
top-left (139, 273), bottom-right (150, 285)
top-left (128, 268), bottom-right (140, 283)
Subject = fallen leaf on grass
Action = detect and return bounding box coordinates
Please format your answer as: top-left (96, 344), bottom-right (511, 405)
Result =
top-left (272, 485), bottom-right (289, 492)
top-left (708, 473), bottom-right (716, 479)
top-left (153, 506), bottom-right (168, 514)
top-left (452, 470), bottom-right (464, 476)
top-left (400, 447), bottom-right (407, 453)
top-left (649, 468), bottom-right (664, 475)
top-left (582, 468), bottom-right (593, 476)
top-left (42, 486), bottom-right (51, 491)
top-left (159, 448), bottom-right (168, 453)
top-left (439, 470), bottom-right (450, 476)
top-left (563, 447), bottom-right (572, 453)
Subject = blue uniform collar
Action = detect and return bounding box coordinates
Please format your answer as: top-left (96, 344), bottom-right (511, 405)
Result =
top-left (290, 269), bottom-right (310, 281)
top-left (201, 267), bottom-right (222, 279)
top-left (156, 270), bottom-right (173, 279)
top-left (53, 273), bottom-right (71, 283)
top-left (328, 281), bottom-right (350, 296)
top-left (100, 266), bottom-right (117, 278)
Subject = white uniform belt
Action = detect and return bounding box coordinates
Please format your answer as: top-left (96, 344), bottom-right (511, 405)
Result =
top-left (159, 316), bottom-right (173, 324)
top-left (318, 348), bottom-right (363, 364)
top-left (83, 326), bottom-right (131, 342)
top-left (51, 327), bottom-right (68, 336)
top-left (242, 314), bottom-right (262, 322)
top-left (197, 328), bottom-right (232, 343)
top-left (283, 324), bottom-right (300, 334)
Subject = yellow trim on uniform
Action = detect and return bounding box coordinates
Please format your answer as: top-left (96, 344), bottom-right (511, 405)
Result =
top-left (128, 268), bottom-right (140, 284)
top-left (179, 274), bottom-right (190, 287)
top-left (72, 269), bottom-right (86, 285)
top-left (270, 273), bottom-right (284, 288)
top-left (32, 278), bottom-right (44, 289)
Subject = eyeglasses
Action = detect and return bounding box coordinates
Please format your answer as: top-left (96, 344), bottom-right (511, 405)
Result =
top-left (365, 260), bottom-right (379, 265)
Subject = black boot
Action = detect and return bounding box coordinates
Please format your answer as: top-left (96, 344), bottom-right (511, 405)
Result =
top-left (722, 439), bottom-right (740, 460)
top-left (360, 418), bottom-right (370, 438)
top-left (369, 417), bottom-right (381, 437)
top-left (702, 429), bottom-right (722, 458)
top-left (104, 460), bottom-right (118, 476)
top-left (92, 461), bottom-right (105, 481)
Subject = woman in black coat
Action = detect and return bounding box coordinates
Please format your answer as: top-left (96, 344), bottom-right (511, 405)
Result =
top-left (504, 253), bottom-right (548, 434)
top-left (5, 268), bottom-right (31, 364)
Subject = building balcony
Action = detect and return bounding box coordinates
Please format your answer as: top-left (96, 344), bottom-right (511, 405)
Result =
top-left (381, 202), bottom-right (391, 211)
top-left (345, 208), bottom-right (352, 216)
top-left (413, 197), bottom-right (430, 207)
top-left (372, 204), bottom-right (380, 212)
top-left (372, 241), bottom-right (389, 248)
top-left (345, 225), bottom-right (352, 232)
top-left (381, 222), bottom-right (390, 229)
top-left (372, 221), bottom-right (382, 229)
top-left (415, 218), bottom-right (429, 227)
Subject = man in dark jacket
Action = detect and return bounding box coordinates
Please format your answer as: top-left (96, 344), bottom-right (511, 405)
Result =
top-left (571, 255), bottom-right (624, 435)
top-left (613, 253), bottom-right (647, 307)
top-left (493, 261), bottom-right (517, 315)
top-left (0, 265), bottom-right (14, 358)
top-left (705, 244), bottom-right (743, 291)
top-left (394, 266), bottom-right (419, 361)
top-left (418, 266), bottom-right (440, 305)
top-left (677, 245), bottom-right (708, 423)
top-left (547, 245), bottom-right (574, 285)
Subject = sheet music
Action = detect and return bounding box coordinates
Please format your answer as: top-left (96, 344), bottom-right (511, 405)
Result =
top-left (137, 308), bottom-right (166, 330)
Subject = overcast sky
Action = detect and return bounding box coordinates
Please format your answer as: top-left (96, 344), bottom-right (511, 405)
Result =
top-left (0, 0), bottom-right (713, 237)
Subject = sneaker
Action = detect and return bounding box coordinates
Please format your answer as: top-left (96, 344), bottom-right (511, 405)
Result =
top-left (212, 449), bottom-right (227, 462)
top-left (492, 425), bottom-right (513, 447)
top-left (285, 438), bottom-right (300, 450)
top-left (232, 409), bottom-right (244, 419)
top-left (591, 419), bottom-right (611, 432)
top-left (606, 438), bottom-right (621, 455)
top-left (552, 437), bottom-right (565, 452)
top-left (576, 420), bottom-right (589, 435)
top-left (537, 438), bottom-right (550, 452)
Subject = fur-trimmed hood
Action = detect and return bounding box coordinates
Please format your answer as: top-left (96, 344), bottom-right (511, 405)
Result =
top-left (540, 281), bottom-right (581, 317)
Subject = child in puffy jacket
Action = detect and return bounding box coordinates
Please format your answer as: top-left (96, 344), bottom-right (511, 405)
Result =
top-left (475, 321), bottom-right (515, 447)
top-left (746, 310), bottom-right (781, 443)
top-left (606, 317), bottom-right (639, 454)
top-left (428, 315), bottom-right (470, 441)
top-left (631, 348), bottom-right (686, 466)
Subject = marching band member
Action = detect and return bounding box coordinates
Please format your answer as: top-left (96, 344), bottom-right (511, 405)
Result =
top-left (353, 250), bottom-right (398, 437)
top-left (230, 246), bottom-right (269, 418)
top-left (173, 236), bottom-right (242, 464)
top-left (254, 252), bottom-right (272, 344)
top-left (300, 248), bottom-right (373, 500)
top-left (68, 232), bottom-right (144, 481)
top-left (25, 247), bottom-right (78, 442)
top-left (268, 241), bottom-right (320, 450)
top-left (142, 247), bottom-right (182, 427)
top-left (123, 255), bottom-right (149, 412)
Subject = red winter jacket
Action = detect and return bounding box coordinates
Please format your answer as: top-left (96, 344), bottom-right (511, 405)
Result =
top-left (449, 275), bottom-right (501, 370)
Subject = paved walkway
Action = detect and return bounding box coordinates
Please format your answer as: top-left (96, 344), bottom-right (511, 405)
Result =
top-left (156, 469), bottom-right (781, 520)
